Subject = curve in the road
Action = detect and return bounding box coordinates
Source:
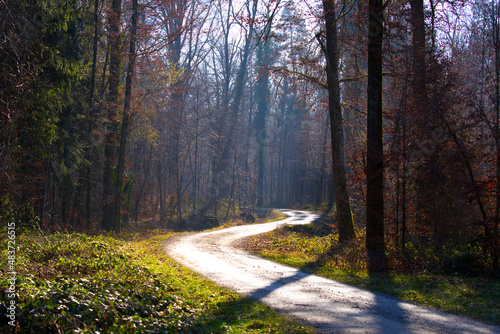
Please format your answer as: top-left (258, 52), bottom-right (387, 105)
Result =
top-left (164, 209), bottom-right (500, 334)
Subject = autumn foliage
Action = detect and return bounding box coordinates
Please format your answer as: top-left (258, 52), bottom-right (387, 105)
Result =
top-left (0, 0), bottom-right (499, 274)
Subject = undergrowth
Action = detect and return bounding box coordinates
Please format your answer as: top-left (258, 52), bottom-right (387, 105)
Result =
top-left (0, 229), bottom-right (316, 333)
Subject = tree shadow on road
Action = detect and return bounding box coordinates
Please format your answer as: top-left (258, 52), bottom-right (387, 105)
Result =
top-left (248, 270), bottom-right (311, 300)
top-left (242, 213), bottom-right (413, 333)
top-left (367, 271), bottom-right (412, 333)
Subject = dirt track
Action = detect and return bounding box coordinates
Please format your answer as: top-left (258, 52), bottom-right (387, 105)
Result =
top-left (164, 209), bottom-right (500, 334)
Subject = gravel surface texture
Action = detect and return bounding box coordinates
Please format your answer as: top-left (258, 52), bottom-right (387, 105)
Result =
top-left (164, 209), bottom-right (500, 334)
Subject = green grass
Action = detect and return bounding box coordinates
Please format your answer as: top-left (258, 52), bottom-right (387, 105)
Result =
top-left (0, 229), bottom-right (317, 333)
top-left (244, 222), bottom-right (500, 326)
top-left (215, 209), bottom-right (288, 230)
top-left (260, 210), bottom-right (288, 224)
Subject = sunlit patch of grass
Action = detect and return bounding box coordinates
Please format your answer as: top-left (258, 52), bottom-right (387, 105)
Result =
top-left (214, 209), bottom-right (288, 230)
top-left (0, 230), bottom-right (317, 333)
top-left (245, 221), bottom-right (500, 326)
top-left (260, 210), bottom-right (288, 223)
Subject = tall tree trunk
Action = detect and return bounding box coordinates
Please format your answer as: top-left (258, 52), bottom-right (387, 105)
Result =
top-left (322, 0), bottom-right (355, 241)
top-left (411, 0), bottom-right (432, 238)
top-left (366, 0), bottom-right (387, 273)
top-left (192, 99), bottom-right (200, 215)
top-left (401, 115), bottom-right (407, 252)
top-left (216, 0), bottom-right (257, 206)
top-left (102, 0), bottom-right (122, 231)
top-left (255, 41), bottom-right (270, 207)
top-left (316, 116), bottom-right (329, 207)
top-left (494, 0), bottom-right (500, 271)
top-left (158, 160), bottom-right (166, 223)
top-left (112, 0), bottom-right (138, 232)
top-left (86, 0), bottom-right (100, 227)
top-left (411, 0), bottom-right (426, 95)
top-left (163, 0), bottom-right (187, 224)
top-left (134, 148), bottom-right (152, 224)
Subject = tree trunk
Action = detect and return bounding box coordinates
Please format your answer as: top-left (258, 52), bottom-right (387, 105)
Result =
top-left (255, 41), bottom-right (270, 207)
top-left (366, 0), bottom-right (387, 273)
top-left (494, 0), bottom-right (500, 270)
top-left (411, 0), bottom-right (432, 238)
top-left (322, 0), bottom-right (355, 241)
top-left (402, 117), bottom-right (407, 252)
top-left (216, 0), bottom-right (257, 204)
top-left (102, 0), bottom-right (122, 231)
top-left (164, 0), bottom-right (187, 224)
top-left (316, 116), bottom-right (329, 207)
top-left (112, 0), bottom-right (138, 232)
top-left (411, 0), bottom-right (426, 96)
top-left (86, 0), bottom-right (99, 227)
top-left (134, 148), bottom-right (152, 224)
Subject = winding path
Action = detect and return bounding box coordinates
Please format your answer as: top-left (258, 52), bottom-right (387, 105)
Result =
top-left (164, 209), bottom-right (500, 334)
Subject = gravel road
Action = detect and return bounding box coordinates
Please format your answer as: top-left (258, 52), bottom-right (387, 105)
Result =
top-left (164, 209), bottom-right (500, 334)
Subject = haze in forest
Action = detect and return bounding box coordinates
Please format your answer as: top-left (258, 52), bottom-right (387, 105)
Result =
top-left (1, 0), bottom-right (500, 274)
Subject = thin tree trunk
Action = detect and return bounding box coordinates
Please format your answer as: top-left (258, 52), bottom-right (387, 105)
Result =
top-left (316, 117), bottom-right (329, 207)
top-left (401, 116), bottom-right (407, 252)
top-left (0, 125), bottom-right (11, 193)
top-left (86, 0), bottom-right (99, 227)
top-left (158, 160), bottom-right (166, 223)
top-left (494, 0), bottom-right (500, 271)
top-left (192, 101), bottom-right (199, 215)
top-left (134, 149), bottom-right (152, 224)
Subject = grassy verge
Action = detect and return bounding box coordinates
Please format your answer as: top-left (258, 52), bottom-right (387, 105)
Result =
top-left (243, 221), bottom-right (500, 326)
top-left (0, 229), bottom-right (316, 333)
top-left (217, 209), bottom-right (288, 230)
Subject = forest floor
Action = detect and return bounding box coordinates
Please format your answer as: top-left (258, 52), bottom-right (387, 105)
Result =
top-left (0, 214), bottom-right (316, 333)
top-left (165, 209), bottom-right (500, 334)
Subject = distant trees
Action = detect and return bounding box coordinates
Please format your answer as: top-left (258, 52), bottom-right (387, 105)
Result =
top-left (1, 0), bottom-right (500, 274)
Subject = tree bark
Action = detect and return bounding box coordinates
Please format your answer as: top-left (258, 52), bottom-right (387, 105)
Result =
top-left (494, 0), bottom-right (500, 271)
top-left (102, 0), bottom-right (122, 231)
top-left (85, 0), bottom-right (100, 227)
top-left (316, 116), bottom-right (329, 207)
top-left (112, 0), bottom-right (138, 232)
top-left (411, 0), bottom-right (432, 237)
top-left (411, 0), bottom-right (426, 96)
top-left (322, 0), bottom-right (355, 241)
top-left (163, 0), bottom-right (187, 224)
top-left (366, 0), bottom-right (387, 272)
top-left (255, 41), bottom-right (270, 207)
